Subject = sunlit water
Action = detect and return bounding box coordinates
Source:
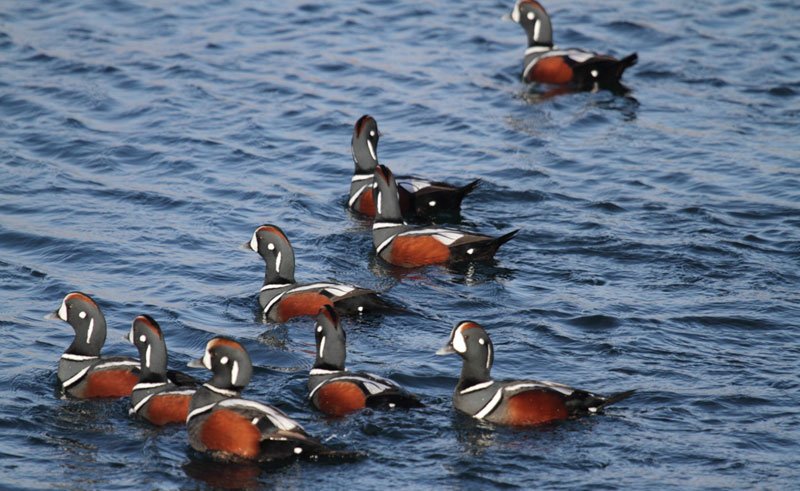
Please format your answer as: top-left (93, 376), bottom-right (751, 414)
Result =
top-left (1, 0), bottom-right (799, 489)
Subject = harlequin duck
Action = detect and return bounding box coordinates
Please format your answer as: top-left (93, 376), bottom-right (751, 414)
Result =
top-left (349, 115), bottom-right (479, 220)
top-left (510, 0), bottom-right (637, 91)
top-left (186, 337), bottom-right (357, 462)
top-left (372, 164), bottom-right (518, 268)
top-left (308, 305), bottom-right (423, 416)
top-left (46, 292), bottom-right (140, 399)
top-left (126, 315), bottom-right (198, 425)
top-left (246, 224), bottom-right (396, 322)
top-left (436, 321), bottom-right (634, 426)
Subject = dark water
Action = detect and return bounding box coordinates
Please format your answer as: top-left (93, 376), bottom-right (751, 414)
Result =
top-left (2, 0), bottom-right (799, 489)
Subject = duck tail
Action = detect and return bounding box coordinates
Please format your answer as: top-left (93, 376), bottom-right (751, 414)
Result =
top-left (459, 179), bottom-right (481, 198)
top-left (617, 53), bottom-right (638, 78)
top-left (493, 229), bottom-right (520, 249)
top-left (599, 389), bottom-right (636, 409)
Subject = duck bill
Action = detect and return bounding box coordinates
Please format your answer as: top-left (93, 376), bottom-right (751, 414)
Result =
top-left (43, 310), bottom-right (61, 321)
top-left (436, 344), bottom-right (456, 356)
top-left (240, 241), bottom-right (254, 251)
top-left (187, 358), bottom-right (206, 368)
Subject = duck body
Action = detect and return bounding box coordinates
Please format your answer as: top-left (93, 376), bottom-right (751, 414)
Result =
top-left (127, 314), bottom-right (198, 425)
top-left (512, 0), bottom-right (637, 91)
top-left (186, 337), bottom-right (356, 462)
top-left (438, 321), bottom-right (634, 426)
top-left (247, 224), bottom-right (394, 322)
top-left (349, 115), bottom-right (478, 221)
top-left (372, 165), bottom-right (517, 268)
top-left (50, 292), bottom-right (139, 399)
top-left (307, 306), bottom-right (423, 416)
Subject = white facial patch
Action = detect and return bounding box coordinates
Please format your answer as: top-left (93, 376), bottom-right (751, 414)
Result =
top-left (528, 11), bottom-right (535, 21)
top-left (367, 140), bottom-right (377, 161)
top-left (220, 356), bottom-right (229, 365)
top-left (275, 251), bottom-right (282, 274)
top-left (591, 69), bottom-right (599, 78)
top-left (369, 130), bottom-right (375, 137)
top-left (267, 243), bottom-right (275, 251)
top-left (249, 231), bottom-right (259, 252)
top-left (467, 248), bottom-right (474, 255)
top-left (486, 343), bottom-right (493, 369)
top-left (294, 447), bottom-right (303, 454)
top-left (316, 324), bottom-right (322, 333)
top-left (78, 311), bottom-right (86, 319)
top-left (231, 360), bottom-right (239, 386)
top-left (319, 336), bottom-right (326, 357)
top-left (145, 344), bottom-right (151, 368)
top-left (533, 18), bottom-right (540, 40)
top-left (478, 338), bottom-right (485, 345)
top-left (58, 301), bottom-right (68, 321)
top-left (428, 200), bottom-right (436, 207)
top-left (511, 2), bottom-right (521, 22)
top-left (452, 327), bottom-right (467, 354)
top-left (357, 306), bottom-right (364, 312)
top-left (139, 334), bottom-right (146, 343)
top-left (202, 349), bottom-right (212, 370)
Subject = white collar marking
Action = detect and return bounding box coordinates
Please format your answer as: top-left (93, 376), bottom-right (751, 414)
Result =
top-left (373, 222), bottom-right (404, 230)
top-left (61, 353), bottom-right (98, 362)
top-left (203, 383), bottom-right (239, 397)
top-left (460, 380), bottom-right (494, 394)
top-left (134, 382), bottom-right (166, 390)
top-left (351, 174), bottom-right (373, 182)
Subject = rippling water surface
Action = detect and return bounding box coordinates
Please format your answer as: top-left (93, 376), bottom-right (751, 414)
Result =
top-left (2, 0), bottom-right (799, 489)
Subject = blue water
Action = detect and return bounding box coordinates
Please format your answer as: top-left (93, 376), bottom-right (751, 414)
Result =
top-left (2, 0), bottom-right (799, 488)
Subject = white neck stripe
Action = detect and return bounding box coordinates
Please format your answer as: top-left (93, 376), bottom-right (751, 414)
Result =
top-left (85, 318), bottom-right (94, 344)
